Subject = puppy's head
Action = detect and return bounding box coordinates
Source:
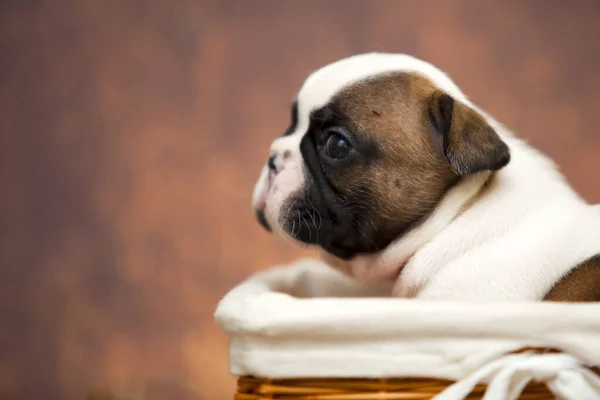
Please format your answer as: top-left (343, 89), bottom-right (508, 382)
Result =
top-left (253, 53), bottom-right (510, 259)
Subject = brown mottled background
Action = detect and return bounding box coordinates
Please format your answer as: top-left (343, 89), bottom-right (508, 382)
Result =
top-left (1, 1), bottom-right (599, 399)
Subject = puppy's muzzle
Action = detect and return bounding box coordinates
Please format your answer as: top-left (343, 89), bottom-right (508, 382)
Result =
top-left (255, 155), bottom-right (280, 232)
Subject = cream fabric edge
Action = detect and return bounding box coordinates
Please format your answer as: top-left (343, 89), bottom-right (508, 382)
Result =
top-left (215, 258), bottom-right (600, 381)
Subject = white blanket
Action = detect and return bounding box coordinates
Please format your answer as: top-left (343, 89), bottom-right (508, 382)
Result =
top-left (215, 258), bottom-right (600, 399)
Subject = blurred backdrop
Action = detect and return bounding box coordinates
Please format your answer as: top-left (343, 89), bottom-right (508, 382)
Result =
top-left (1, 1), bottom-right (599, 399)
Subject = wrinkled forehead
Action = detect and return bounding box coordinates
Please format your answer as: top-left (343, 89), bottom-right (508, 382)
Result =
top-left (294, 53), bottom-right (465, 126)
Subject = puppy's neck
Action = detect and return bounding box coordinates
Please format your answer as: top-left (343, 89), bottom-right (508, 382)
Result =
top-left (320, 171), bottom-right (492, 283)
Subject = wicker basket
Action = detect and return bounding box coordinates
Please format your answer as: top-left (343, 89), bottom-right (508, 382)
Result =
top-left (216, 259), bottom-right (600, 400)
top-left (235, 376), bottom-right (552, 399)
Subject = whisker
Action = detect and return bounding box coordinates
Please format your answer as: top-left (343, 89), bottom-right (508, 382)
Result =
top-left (302, 216), bottom-right (313, 242)
top-left (306, 206), bottom-right (318, 241)
top-left (307, 198), bottom-right (322, 230)
top-left (296, 211), bottom-right (302, 237)
top-left (277, 199), bottom-right (300, 247)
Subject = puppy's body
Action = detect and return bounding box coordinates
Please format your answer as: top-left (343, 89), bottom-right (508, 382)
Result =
top-left (253, 53), bottom-right (600, 302)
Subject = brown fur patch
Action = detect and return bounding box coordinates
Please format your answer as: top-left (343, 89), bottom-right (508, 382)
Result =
top-left (327, 72), bottom-right (509, 243)
top-left (544, 255), bottom-right (600, 302)
top-left (330, 72), bottom-right (458, 233)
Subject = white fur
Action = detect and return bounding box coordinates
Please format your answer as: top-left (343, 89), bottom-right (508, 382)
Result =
top-left (252, 125), bottom-right (305, 237)
top-left (253, 52), bottom-right (600, 301)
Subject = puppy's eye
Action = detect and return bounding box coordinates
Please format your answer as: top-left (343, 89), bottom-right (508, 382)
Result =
top-left (325, 133), bottom-right (352, 159)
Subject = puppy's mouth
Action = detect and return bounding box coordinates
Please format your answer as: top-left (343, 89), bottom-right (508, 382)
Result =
top-left (255, 170), bottom-right (276, 232)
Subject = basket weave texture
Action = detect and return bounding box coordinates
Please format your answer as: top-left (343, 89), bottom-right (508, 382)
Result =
top-left (234, 349), bottom-right (599, 400)
top-left (235, 376), bottom-right (553, 400)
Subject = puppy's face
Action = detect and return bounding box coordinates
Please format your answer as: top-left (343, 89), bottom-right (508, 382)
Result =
top-left (253, 54), bottom-right (510, 259)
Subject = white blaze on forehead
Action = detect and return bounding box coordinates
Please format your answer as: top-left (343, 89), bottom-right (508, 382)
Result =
top-left (294, 52), bottom-right (467, 131)
top-left (278, 53), bottom-right (467, 151)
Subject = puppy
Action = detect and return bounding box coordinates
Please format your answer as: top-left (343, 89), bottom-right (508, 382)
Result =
top-left (252, 53), bottom-right (600, 302)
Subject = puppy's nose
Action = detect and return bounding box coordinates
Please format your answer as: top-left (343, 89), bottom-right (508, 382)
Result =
top-left (268, 154), bottom-right (277, 172)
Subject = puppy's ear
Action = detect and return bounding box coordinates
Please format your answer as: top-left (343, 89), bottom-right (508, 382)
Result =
top-left (429, 91), bottom-right (510, 176)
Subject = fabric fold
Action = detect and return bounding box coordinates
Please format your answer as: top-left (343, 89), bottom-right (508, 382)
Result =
top-left (216, 258), bottom-right (600, 396)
